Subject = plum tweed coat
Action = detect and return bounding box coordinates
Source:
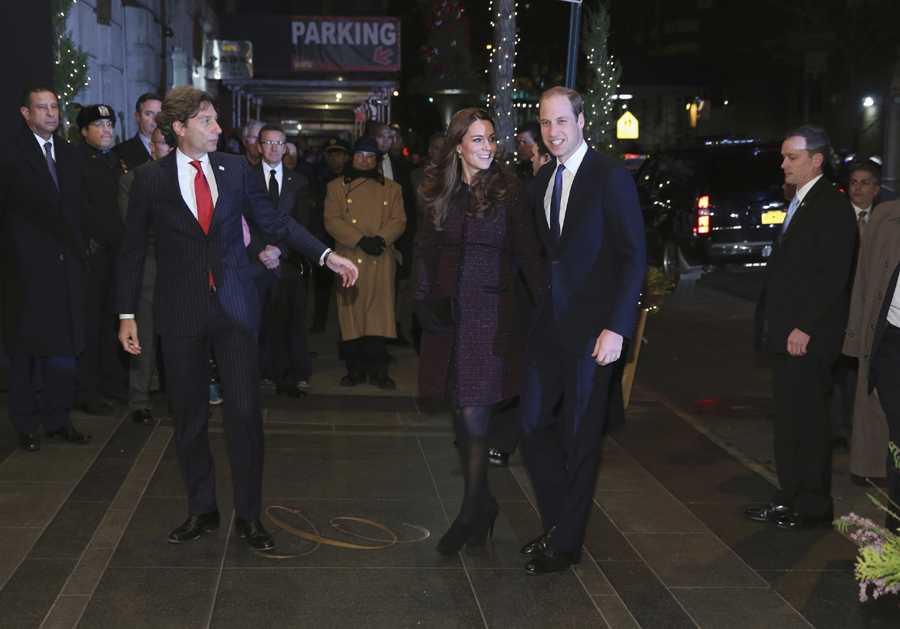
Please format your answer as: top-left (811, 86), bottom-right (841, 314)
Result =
top-left (414, 175), bottom-right (542, 406)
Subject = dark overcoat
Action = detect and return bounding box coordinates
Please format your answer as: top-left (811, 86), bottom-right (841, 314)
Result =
top-left (0, 125), bottom-right (87, 357)
top-left (414, 175), bottom-right (542, 406)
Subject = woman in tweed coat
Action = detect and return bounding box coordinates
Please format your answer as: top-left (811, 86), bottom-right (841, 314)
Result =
top-left (414, 109), bottom-right (542, 555)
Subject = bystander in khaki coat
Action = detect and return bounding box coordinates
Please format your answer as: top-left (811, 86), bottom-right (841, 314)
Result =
top-left (324, 175), bottom-right (406, 340)
top-left (843, 200), bottom-right (900, 478)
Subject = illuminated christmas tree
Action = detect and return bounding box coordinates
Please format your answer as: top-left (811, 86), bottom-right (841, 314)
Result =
top-left (581, 4), bottom-right (621, 153)
top-left (52, 0), bottom-right (90, 136)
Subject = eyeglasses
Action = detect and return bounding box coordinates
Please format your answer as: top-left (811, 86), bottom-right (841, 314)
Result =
top-left (261, 141), bottom-right (284, 147)
top-left (151, 140), bottom-right (168, 146)
top-left (245, 135), bottom-right (258, 143)
top-left (90, 120), bottom-right (114, 130)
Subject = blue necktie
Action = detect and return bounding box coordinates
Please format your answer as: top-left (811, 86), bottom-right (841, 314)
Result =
top-left (780, 195), bottom-right (800, 242)
top-left (550, 163), bottom-right (565, 242)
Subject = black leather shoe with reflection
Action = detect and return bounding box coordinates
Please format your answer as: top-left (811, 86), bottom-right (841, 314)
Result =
top-left (168, 510), bottom-right (220, 543)
top-left (773, 510), bottom-right (834, 531)
top-left (744, 503), bottom-right (791, 522)
top-left (44, 425), bottom-right (91, 444)
top-left (369, 375), bottom-right (396, 390)
top-left (132, 409), bottom-right (153, 425)
top-left (488, 448), bottom-right (509, 467)
top-left (524, 547), bottom-right (582, 574)
top-left (340, 372), bottom-right (367, 387)
top-left (521, 526), bottom-right (556, 556)
top-left (18, 432), bottom-right (40, 452)
top-left (235, 518), bottom-right (276, 551)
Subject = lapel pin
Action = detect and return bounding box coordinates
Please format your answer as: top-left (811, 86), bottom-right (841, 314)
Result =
top-left (218, 165), bottom-right (225, 171)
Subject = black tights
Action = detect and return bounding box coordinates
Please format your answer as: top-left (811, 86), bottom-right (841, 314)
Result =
top-left (451, 405), bottom-right (495, 525)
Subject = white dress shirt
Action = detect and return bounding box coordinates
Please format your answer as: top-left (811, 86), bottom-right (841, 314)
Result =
top-left (543, 139), bottom-right (588, 232)
top-left (263, 161), bottom-right (283, 193)
top-left (851, 203), bottom-right (873, 222)
top-left (795, 174), bottom-right (823, 205)
top-left (889, 267), bottom-right (900, 328)
top-left (176, 149), bottom-right (219, 219)
top-left (34, 132), bottom-right (55, 160)
top-left (139, 132), bottom-right (151, 156)
top-left (381, 154), bottom-right (394, 181)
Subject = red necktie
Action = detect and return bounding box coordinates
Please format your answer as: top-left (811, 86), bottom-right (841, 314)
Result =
top-left (189, 160), bottom-right (215, 287)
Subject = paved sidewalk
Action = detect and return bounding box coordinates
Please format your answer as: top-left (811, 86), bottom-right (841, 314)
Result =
top-left (0, 330), bottom-right (896, 626)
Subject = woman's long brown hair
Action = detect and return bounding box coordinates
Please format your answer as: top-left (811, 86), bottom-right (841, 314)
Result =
top-left (419, 108), bottom-right (511, 230)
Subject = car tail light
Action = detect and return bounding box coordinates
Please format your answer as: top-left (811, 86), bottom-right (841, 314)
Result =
top-left (696, 215), bottom-right (710, 234)
top-left (693, 196), bottom-right (711, 234)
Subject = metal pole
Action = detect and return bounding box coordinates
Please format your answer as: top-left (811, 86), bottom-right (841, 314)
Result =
top-left (256, 97), bottom-right (261, 121)
top-left (565, 2), bottom-right (582, 89)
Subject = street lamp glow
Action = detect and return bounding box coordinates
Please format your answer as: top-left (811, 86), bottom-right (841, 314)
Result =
top-left (429, 97), bottom-right (434, 103)
top-left (336, 93), bottom-right (342, 100)
top-left (863, 96), bottom-right (874, 107)
top-left (392, 90), bottom-right (399, 97)
top-left (618, 94), bottom-right (633, 100)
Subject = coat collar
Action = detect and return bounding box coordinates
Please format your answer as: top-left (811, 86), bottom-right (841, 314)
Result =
top-left (778, 175), bottom-right (829, 244)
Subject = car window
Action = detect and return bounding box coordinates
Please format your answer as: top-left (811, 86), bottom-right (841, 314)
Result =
top-left (710, 150), bottom-right (783, 195)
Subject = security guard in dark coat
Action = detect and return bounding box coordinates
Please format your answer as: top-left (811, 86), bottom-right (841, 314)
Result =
top-left (0, 84), bottom-right (92, 451)
top-left (74, 104), bottom-right (129, 415)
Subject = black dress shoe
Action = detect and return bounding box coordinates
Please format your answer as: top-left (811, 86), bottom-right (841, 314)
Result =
top-left (521, 526), bottom-right (556, 556)
top-left (168, 510), bottom-right (221, 543)
top-left (132, 409), bottom-right (153, 425)
top-left (488, 448), bottom-right (509, 467)
top-left (235, 517), bottom-right (276, 551)
top-left (73, 400), bottom-right (113, 416)
top-left (773, 510), bottom-right (834, 531)
top-left (744, 503), bottom-right (791, 523)
top-left (369, 375), bottom-right (396, 390)
top-left (340, 372), bottom-right (367, 387)
top-left (44, 426), bottom-right (91, 444)
top-left (524, 547), bottom-right (582, 574)
top-left (277, 381), bottom-right (311, 398)
top-left (18, 432), bottom-right (40, 452)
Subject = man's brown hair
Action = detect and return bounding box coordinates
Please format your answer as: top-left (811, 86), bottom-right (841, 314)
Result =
top-left (539, 86), bottom-right (584, 119)
top-left (155, 86), bottom-right (215, 148)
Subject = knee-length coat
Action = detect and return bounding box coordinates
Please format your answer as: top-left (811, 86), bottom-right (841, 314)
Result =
top-left (324, 174), bottom-right (406, 340)
top-left (414, 175), bottom-right (542, 406)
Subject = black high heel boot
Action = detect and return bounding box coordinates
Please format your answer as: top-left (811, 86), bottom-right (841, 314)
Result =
top-left (466, 500), bottom-right (500, 547)
top-left (436, 519), bottom-right (479, 556)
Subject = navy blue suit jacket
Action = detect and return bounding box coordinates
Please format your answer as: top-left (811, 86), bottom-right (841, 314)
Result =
top-left (530, 144), bottom-right (646, 355)
top-left (117, 151), bottom-right (327, 336)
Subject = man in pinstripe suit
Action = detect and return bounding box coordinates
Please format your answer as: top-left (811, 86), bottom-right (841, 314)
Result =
top-left (116, 87), bottom-right (358, 551)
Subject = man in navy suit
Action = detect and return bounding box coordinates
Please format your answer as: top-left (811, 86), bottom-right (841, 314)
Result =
top-left (248, 123), bottom-right (315, 397)
top-left (519, 87), bottom-right (646, 574)
top-left (116, 87), bottom-right (357, 551)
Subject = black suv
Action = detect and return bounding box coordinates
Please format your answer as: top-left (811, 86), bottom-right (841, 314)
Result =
top-left (635, 137), bottom-right (787, 292)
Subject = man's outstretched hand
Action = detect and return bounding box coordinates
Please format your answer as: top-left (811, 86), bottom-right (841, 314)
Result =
top-left (119, 319), bottom-right (141, 355)
top-left (326, 253), bottom-right (359, 287)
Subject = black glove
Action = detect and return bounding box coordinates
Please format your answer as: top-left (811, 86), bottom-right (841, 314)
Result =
top-left (357, 235), bottom-right (385, 257)
top-left (412, 299), bottom-right (445, 334)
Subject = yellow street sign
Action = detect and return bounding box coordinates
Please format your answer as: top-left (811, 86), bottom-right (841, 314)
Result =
top-left (617, 111), bottom-right (639, 139)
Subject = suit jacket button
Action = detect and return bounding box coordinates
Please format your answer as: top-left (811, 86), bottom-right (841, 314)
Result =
top-left (871, 324), bottom-right (876, 330)
top-left (849, 333), bottom-right (854, 338)
top-left (59, 254), bottom-right (64, 260)
top-left (347, 199), bottom-right (353, 204)
top-left (351, 219), bottom-right (357, 224)
top-left (358, 258), bottom-right (363, 264)
top-left (878, 293), bottom-right (882, 299)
